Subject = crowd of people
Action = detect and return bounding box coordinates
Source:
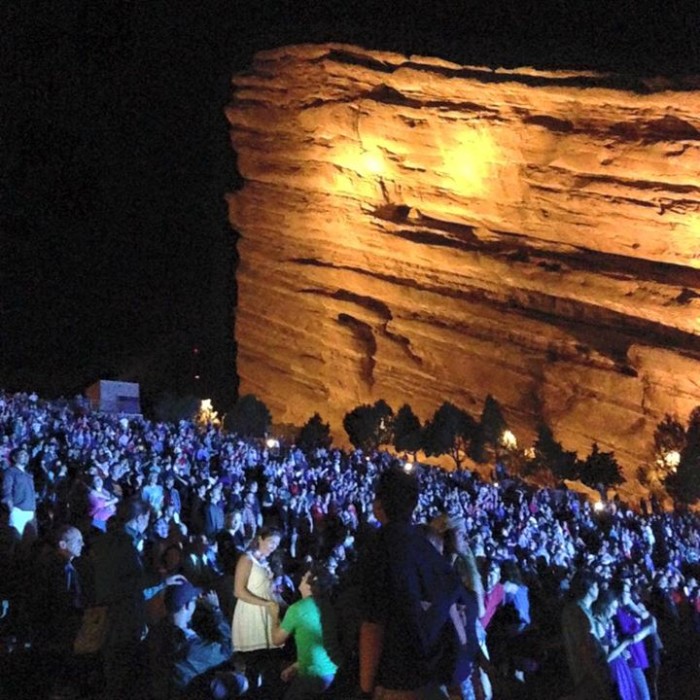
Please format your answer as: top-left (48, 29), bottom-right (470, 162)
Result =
top-left (1, 389), bottom-right (699, 700)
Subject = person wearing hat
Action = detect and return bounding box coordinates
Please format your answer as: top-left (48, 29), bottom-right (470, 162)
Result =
top-left (150, 580), bottom-right (246, 699)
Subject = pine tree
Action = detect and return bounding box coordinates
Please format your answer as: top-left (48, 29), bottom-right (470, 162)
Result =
top-left (580, 443), bottom-right (623, 489)
top-left (393, 404), bottom-right (422, 459)
top-left (471, 394), bottom-right (507, 463)
top-left (531, 424), bottom-right (579, 481)
top-left (298, 413), bottom-right (332, 452)
top-left (224, 394), bottom-right (271, 438)
top-left (666, 406), bottom-right (700, 504)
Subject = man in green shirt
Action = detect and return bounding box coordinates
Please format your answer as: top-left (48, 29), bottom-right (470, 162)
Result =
top-left (270, 565), bottom-right (340, 699)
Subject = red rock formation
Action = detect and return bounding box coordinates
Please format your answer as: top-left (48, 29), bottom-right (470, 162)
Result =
top-left (225, 43), bottom-right (700, 472)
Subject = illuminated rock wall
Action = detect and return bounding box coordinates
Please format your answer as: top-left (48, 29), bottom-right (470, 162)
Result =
top-left (226, 43), bottom-right (700, 471)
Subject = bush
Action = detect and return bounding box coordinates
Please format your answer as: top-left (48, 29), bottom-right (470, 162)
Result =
top-left (373, 399), bottom-right (395, 447)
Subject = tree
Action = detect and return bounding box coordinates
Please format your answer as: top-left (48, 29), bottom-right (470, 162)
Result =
top-left (343, 400), bottom-right (394, 452)
top-left (654, 414), bottom-right (687, 456)
top-left (154, 392), bottom-right (200, 423)
top-left (481, 394), bottom-right (508, 444)
top-left (373, 399), bottom-right (395, 447)
top-left (580, 443), bottom-right (623, 489)
top-left (393, 404), bottom-right (423, 459)
top-left (343, 404), bottom-right (375, 451)
top-left (422, 402), bottom-right (477, 469)
top-left (470, 394), bottom-right (508, 463)
top-left (297, 413), bottom-right (332, 453)
top-left (653, 414), bottom-right (687, 481)
top-left (529, 424), bottom-right (579, 481)
top-left (224, 394), bottom-right (271, 438)
top-left (665, 406), bottom-right (700, 504)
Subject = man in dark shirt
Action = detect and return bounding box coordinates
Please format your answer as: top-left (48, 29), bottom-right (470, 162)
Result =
top-left (1, 448), bottom-right (36, 540)
top-left (37, 525), bottom-right (85, 651)
top-left (163, 472), bottom-right (182, 514)
top-left (359, 466), bottom-right (466, 699)
top-left (203, 483), bottom-right (225, 539)
top-left (227, 479), bottom-right (244, 512)
top-left (561, 570), bottom-right (614, 699)
top-left (93, 497), bottom-right (186, 699)
top-left (32, 526), bottom-right (87, 697)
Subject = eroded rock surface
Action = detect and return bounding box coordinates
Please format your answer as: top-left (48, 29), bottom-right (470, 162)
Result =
top-left (226, 43), bottom-right (700, 471)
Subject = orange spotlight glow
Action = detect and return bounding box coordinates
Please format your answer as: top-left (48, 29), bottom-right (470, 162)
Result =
top-left (335, 144), bottom-right (386, 178)
top-left (362, 150), bottom-right (384, 175)
top-left (440, 127), bottom-right (499, 197)
top-left (331, 143), bottom-right (388, 197)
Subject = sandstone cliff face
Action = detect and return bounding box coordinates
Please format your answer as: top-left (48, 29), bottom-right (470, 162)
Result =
top-left (226, 43), bottom-right (700, 471)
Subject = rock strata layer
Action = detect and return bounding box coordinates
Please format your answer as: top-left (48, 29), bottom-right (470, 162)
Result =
top-left (226, 43), bottom-right (700, 472)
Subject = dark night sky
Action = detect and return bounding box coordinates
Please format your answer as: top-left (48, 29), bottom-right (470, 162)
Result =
top-left (2, 1), bottom-right (697, 409)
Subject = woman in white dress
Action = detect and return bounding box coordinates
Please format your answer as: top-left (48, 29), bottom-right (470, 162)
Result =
top-left (232, 526), bottom-right (282, 652)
